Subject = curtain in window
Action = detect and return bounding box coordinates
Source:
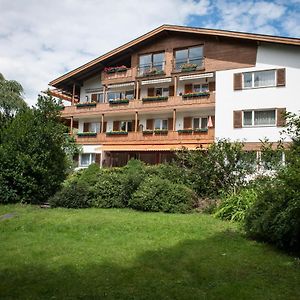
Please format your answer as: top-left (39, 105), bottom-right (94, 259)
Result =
top-left (243, 73), bottom-right (252, 88)
top-left (254, 110), bottom-right (275, 125)
top-left (90, 123), bottom-right (100, 133)
top-left (243, 111), bottom-right (252, 126)
top-left (254, 70), bottom-right (275, 87)
top-left (81, 154), bottom-right (90, 167)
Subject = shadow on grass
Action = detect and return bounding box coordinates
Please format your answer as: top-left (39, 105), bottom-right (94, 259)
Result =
top-left (1, 230), bottom-right (299, 300)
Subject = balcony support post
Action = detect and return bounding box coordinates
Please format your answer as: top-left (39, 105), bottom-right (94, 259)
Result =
top-left (174, 76), bottom-right (178, 97)
top-left (135, 111), bottom-right (138, 132)
top-left (71, 83), bottom-right (76, 105)
top-left (103, 85), bottom-right (107, 103)
top-left (101, 114), bottom-right (104, 133)
top-left (173, 109), bottom-right (176, 131)
top-left (70, 116), bottom-right (73, 134)
top-left (136, 81), bottom-right (139, 100)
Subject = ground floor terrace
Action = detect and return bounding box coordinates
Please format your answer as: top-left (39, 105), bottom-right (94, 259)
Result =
top-left (78, 150), bottom-right (177, 168)
top-left (76, 140), bottom-right (288, 169)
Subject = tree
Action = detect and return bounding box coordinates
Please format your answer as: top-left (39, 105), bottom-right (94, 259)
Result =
top-left (175, 140), bottom-right (255, 197)
top-left (244, 113), bottom-right (300, 253)
top-left (0, 73), bottom-right (27, 121)
top-left (0, 94), bottom-right (78, 204)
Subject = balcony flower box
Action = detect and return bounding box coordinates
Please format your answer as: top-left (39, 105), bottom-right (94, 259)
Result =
top-left (182, 92), bottom-right (210, 99)
top-left (142, 96), bottom-right (168, 102)
top-left (180, 63), bottom-right (198, 72)
top-left (76, 102), bottom-right (97, 108)
top-left (154, 129), bottom-right (168, 135)
top-left (177, 129), bottom-right (193, 134)
top-left (142, 130), bottom-right (154, 135)
top-left (108, 99), bottom-right (130, 105)
top-left (142, 69), bottom-right (165, 77)
top-left (77, 132), bottom-right (97, 137)
top-left (104, 65), bottom-right (128, 74)
top-left (193, 128), bottom-right (208, 133)
top-left (106, 131), bottom-right (128, 136)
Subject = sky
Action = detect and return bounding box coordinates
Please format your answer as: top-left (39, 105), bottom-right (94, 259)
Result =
top-left (0, 0), bottom-right (299, 105)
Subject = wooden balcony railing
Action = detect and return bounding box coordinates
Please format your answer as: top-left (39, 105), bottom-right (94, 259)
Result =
top-left (75, 129), bottom-right (215, 145)
top-left (60, 94), bottom-right (215, 117)
top-left (172, 57), bottom-right (205, 73)
top-left (101, 68), bottom-right (133, 82)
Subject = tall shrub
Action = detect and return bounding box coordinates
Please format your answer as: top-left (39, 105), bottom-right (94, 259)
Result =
top-left (0, 95), bottom-right (76, 204)
top-left (176, 140), bottom-right (255, 197)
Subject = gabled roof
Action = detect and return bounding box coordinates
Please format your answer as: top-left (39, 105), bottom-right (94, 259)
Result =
top-left (49, 24), bottom-right (300, 87)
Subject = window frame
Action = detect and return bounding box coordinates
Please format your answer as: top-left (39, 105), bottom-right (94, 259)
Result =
top-left (242, 70), bottom-right (277, 89)
top-left (79, 153), bottom-right (96, 167)
top-left (242, 109), bottom-right (277, 127)
top-left (192, 117), bottom-right (208, 130)
top-left (155, 87), bottom-right (169, 97)
top-left (86, 92), bottom-right (105, 103)
top-left (174, 45), bottom-right (204, 69)
top-left (119, 120), bottom-right (133, 132)
top-left (154, 119), bottom-right (168, 130)
top-left (138, 52), bottom-right (165, 68)
top-left (193, 83), bottom-right (209, 93)
top-left (107, 90), bottom-right (134, 101)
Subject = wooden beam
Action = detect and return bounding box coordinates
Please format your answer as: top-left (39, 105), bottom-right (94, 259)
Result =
top-left (70, 116), bottom-right (73, 134)
top-left (174, 76), bottom-right (178, 97)
top-left (135, 111), bottom-right (138, 132)
top-left (103, 85), bottom-right (107, 103)
top-left (101, 114), bottom-right (104, 133)
top-left (71, 83), bottom-right (76, 105)
top-left (173, 109), bottom-right (176, 131)
top-left (136, 81), bottom-right (139, 100)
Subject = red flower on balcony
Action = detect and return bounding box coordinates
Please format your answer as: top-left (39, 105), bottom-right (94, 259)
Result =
top-left (104, 65), bottom-right (128, 73)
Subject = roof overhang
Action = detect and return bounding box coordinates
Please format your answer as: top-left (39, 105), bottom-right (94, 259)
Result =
top-left (49, 24), bottom-right (300, 88)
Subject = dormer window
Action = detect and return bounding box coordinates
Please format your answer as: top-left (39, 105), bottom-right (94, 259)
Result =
top-left (175, 46), bottom-right (203, 71)
top-left (138, 52), bottom-right (165, 76)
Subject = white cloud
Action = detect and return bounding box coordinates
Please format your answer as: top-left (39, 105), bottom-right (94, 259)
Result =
top-left (0, 0), bottom-right (298, 105)
top-left (0, 0), bottom-right (211, 105)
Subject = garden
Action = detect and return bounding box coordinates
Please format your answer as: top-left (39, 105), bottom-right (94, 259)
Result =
top-left (1, 74), bottom-right (300, 298)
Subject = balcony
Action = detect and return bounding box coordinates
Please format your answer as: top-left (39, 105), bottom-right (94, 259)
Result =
top-left (75, 129), bottom-right (215, 147)
top-left (172, 57), bottom-right (205, 73)
top-left (60, 93), bottom-right (215, 118)
top-left (101, 67), bottom-right (133, 84)
top-left (137, 62), bottom-right (166, 78)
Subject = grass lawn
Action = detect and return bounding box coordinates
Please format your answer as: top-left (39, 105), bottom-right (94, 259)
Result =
top-left (0, 205), bottom-right (299, 299)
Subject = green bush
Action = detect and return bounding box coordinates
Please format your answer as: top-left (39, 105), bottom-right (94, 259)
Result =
top-left (214, 189), bottom-right (257, 222)
top-left (49, 183), bottom-right (91, 208)
top-left (146, 163), bottom-right (190, 186)
top-left (129, 176), bottom-right (196, 213)
top-left (92, 172), bottom-right (126, 208)
top-left (121, 159), bottom-right (146, 205)
top-left (244, 160), bottom-right (300, 252)
top-left (175, 140), bottom-right (255, 198)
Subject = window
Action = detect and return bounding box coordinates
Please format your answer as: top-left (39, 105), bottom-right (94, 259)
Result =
top-left (90, 122), bottom-right (101, 133)
top-left (193, 84), bottom-right (209, 93)
top-left (243, 110), bottom-right (276, 127)
top-left (243, 70), bottom-right (276, 89)
top-left (193, 117), bottom-right (208, 129)
top-left (139, 52), bottom-right (165, 75)
top-left (155, 87), bottom-right (169, 97)
top-left (125, 90), bottom-right (134, 100)
top-left (80, 153), bottom-right (96, 167)
top-left (154, 119), bottom-right (168, 130)
top-left (175, 46), bottom-right (203, 70)
top-left (108, 90), bottom-right (134, 101)
top-left (86, 92), bottom-right (104, 103)
top-left (120, 121), bottom-right (133, 132)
